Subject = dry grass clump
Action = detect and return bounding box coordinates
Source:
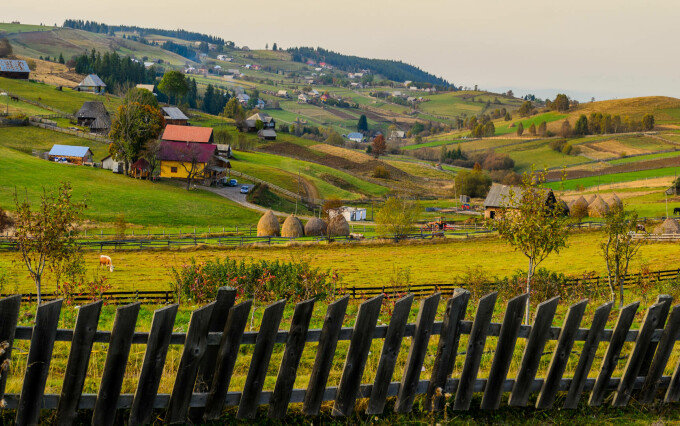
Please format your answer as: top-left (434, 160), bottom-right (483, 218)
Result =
top-left (257, 210), bottom-right (280, 236)
top-left (281, 215), bottom-right (304, 238)
top-left (304, 217), bottom-right (327, 236)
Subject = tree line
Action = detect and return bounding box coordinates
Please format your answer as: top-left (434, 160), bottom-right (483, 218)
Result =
top-left (74, 50), bottom-right (156, 92)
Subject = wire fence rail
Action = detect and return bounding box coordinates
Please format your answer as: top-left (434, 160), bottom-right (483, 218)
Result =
top-left (1, 289), bottom-right (680, 423)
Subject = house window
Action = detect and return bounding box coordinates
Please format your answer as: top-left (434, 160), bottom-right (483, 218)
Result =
top-left (171, 167), bottom-right (178, 173)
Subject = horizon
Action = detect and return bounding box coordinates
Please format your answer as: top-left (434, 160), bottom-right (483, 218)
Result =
top-left (4, 0), bottom-right (680, 102)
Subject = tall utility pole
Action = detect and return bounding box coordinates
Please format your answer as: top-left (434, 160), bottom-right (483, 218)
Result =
top-left (295, 168), bottom-right (301, 215)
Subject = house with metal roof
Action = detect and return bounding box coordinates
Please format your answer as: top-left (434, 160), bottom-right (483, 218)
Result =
top-left (76, 101), bottom-right (111, 135)
top-left (161, 107), bottom-right (189, 126)
top-left (161, 124), bottom-right (213, 144)
top-left (346, 132), bottom-right (364, 143)
top-left (0, 59), bottom-right (30, 79)
top-left (159, 141), bottom-right (229, 185)
top-left (75, 74), bottom-right (106, 94)
top-left (257, 129), bottom-right (277, 141)
top-left (48, 145), bottom-right (93, 165)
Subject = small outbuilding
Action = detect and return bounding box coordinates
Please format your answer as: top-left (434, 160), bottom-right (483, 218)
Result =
top-left (483, 183), bottom-right (556, 219)
top-left (0, 59), bottom-right (30, 79)
top-left (130, 158), bottom-right (151, 179)
top-left (101, 155), bottom-right (123, 173)
top-left (76, 101), bottom-right (111, 135)
top-left (161, 107), bottom-right (189, 126)
top-left (48, 145), bottom-right (93, 165)
top-left (75, 74), bottom-right (107, 94)
top-left (257, 129), bottom-right (277, 141)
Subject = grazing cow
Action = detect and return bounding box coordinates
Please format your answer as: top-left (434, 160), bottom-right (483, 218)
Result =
top-left (636, 224), bottom-right (646, 233)
top-left (674, 207), bottom-right (680, 215)
top-left (99, 255), bottom-right (114, 272)
top-left (9, 96), bottom-right (18, 102)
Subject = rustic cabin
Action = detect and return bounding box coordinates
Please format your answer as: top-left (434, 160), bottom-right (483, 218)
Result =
top-left (257, 129), bottom-right (277, 141)
top-left (0, 59), bottom-right (30, 79)
top-left (76, 101), bottom-right (111, 134)
top-left (161, 107), bottom-right (189, 126)
top-left (483, 183), bottom-right (556, 219)
top-left (75, 74), bottom-right (107, 94)
top-left (161, 124), bottom-right (213, 144)
top-left (48, 145), bottom-right (93, 165)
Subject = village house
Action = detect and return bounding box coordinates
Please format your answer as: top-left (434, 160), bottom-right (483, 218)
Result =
top-left (101, 155), bottom-right (123, 173)
top-left (161, 107), bottom-right (189, 126)
top-left (483, 183), bottom-right (556, 219)
top-left (297, 93), bottom-right (309, 104)
top-left (75, 101), bottom-right (111, 135)
top-left (0, 59), bottom-right (30, 79)
top-left (161, 124), bottom-right (213, 144)
top-left (257, 129), bottom-right (277, 141)
top-left (346, 132), bottom-right (364, 143)
top-left (256, 99), bottom-right (266, 109)
top-left (159, 141), bottom-right (229, 184)
top-left (75, 74), bottom-right (106, 94)
top-left (240, 112), bottom-right (276, 132)
top-left (277, 90), bottom-right (289, 98)
top-left (48, 145), bottom-right (93, 165)
top-left (389, 130), bottom-right (406, 140)
top-left (143, 62), bottom-right (155, 69)
top-left (135, 84), bottom-right (155, 93)
top-left (217, 55), bottom-right (233, 62)
top-left (236, 93), bottom-right (250, 105)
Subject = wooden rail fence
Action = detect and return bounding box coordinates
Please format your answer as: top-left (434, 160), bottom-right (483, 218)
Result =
top-left (2, 288), bottom-right (680, 423)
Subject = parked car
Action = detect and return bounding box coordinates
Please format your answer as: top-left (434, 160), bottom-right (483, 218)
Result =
top-left (226, 179), bottom-right (238, 187)
top-left (240, 185), bottom-right (250, 194)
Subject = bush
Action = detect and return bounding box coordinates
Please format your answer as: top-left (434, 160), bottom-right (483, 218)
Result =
top-left (373, 165), bottom-right (390, 179)
top-left (171, 257), bottom-right (339, 304)
top-left (496, 268), bottom-right (608, 304)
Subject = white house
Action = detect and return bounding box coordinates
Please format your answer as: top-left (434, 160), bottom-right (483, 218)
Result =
top-left (101, 155), bottom-right (123, 173)
top-left (298, 93), bottom-right (309, 104)
top-left (329, 206), bottom-right (367, 222)
top-left (277, 90), bottom-right (288, 98)
top-left (347, 132), bottom-right (363, 143)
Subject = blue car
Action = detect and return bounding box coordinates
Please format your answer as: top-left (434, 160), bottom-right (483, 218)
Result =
top-left (226, 179), bottom-right (238, 187)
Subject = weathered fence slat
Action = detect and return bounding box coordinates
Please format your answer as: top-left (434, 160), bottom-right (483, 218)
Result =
top-left (366, 294), bottom-right (414, 415)
top-left (589, 301), bottom-right (639, 406)
top-left (481, 293), bottom-right (528, 410)
top-left (639, 295), bottom-right (673, 376)
top-left (640, 305), bottom-right (680, 403)
top-left (0, 295), bottom-right (21, 402)
top-left (664, 308), bottom-right (680, 402)
top-left (203, 300), bottom-right (252, 421)
top-left (395, 292), bottom-right (441, 413)
top-left (563, 301), bottom-right (613, 409)
top-left (303, 296), bottom-right (349, 415)
top-left (56, 300), bottom-right (103, 426)
top-left (535, 299), bottom-right (588, 409)
top-left (454, 292), bottom-right (498, 411)
top-left (166, 302), bottom-right (215, 424)
top-left (237, 300), bottom-right (287, 419)
top-left (15, 299), bottom-right (62, 426)
top-left (509, 296), bottom-right (559, 407)
top-left (129, 304), bottom-right (179, 425)
top-left (613, 301), bottom-right (665, 406)
top-left (332, 295), bottom-right (383, 417)
top-left (268, 298), bottom-right (316, 419)
top-left (92, 302), bottom-right (141, 426)
top-left (427, 289), bottom-right (470, 412)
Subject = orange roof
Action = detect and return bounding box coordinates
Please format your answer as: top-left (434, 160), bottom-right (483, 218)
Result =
top-left (161, 125), bottom-right (213, 143)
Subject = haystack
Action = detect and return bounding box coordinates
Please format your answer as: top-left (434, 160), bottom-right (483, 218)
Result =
top-left (570, 196), bottom-right (589, 217)
top-left (588, 195), bottom-right (610, 217)
top-left (281, 215), bottom-right (304, 238)
top-left (557, 199), bottom-right (570, 216)
top-left (606, 193), bottom-right (623, 210)
top-left (586, 194), bottom-right (597, 204)
top-left (655, 218), bottom-right (680, 234)
top-left (304, 217), bottom-right (327, 236)
top-left (257, 210), bottom-right (280, 236)
top-left (328, 214), bottom-right (350, 237)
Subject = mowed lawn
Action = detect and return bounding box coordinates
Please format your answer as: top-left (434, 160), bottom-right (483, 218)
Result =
top-left (0, 145), bottom-right (259, 226)
top-left (2, 231), bottom-right (677, 294)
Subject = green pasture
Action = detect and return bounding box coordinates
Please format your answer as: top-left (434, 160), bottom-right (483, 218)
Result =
top-left (0, 126), bottom-right (110, 159)
top-left (546, 166), bottom-right (680, 191)
top-left (497, 140), bottom-right (584, 172)
top-left (495, 111), bottom-right (568, 135)
top-left (608, 150), bottom-right (680, 165)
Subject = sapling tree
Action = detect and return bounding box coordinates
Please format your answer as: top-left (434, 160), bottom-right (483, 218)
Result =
top-left (375, 197), bottom-right (422, 239)
top-left (601, 205), bottom-right (642, 308)
top-left (493, 169), bottom-right (569, 323)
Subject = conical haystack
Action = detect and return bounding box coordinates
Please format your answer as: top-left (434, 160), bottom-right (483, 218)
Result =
top-left (281, 215), bottom-right (304, 238)
top-left (588, 195), bottom-right (610, 217)
top-left (586, 194), bottom-right (597, 204)
top-left (570, 196), bottom-right (589, 217)
top-left (655, 217), bottom-right (680, 234)
top-left (257, 210), bottom-right (280, 236)
top-left (557, 199), bottom-right (570, 216)
top-left (328, 214), bottom-right (350, 237)
top-left (304, 217), bottom-right (327, 236)
top-left (606, 193), bottom-right (623, 210)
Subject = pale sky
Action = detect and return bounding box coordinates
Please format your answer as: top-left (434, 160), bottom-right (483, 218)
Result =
top-left (5, 0), bottom-right (679, 101)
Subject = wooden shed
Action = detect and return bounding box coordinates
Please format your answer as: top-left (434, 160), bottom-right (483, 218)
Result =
top-left (48, 145), bottom-right (93, 165)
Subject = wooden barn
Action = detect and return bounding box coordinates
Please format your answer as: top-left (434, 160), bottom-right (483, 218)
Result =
top-left (483, 183), bottom-right (556, 219)
top-left (161, 107), bottom-right (189, 126)
top-left (76, 101), bottom-right (111, 135)
top-left (257, 129), bottom-right (277, 141)
top-left (240, 112), bottom-right (276, 132)
top-left (0, 59), bottom-right (30, 79)
top-left (48, 145), bottom-right (93, 165)
top-left (75, 74), bottom-right (106, 94)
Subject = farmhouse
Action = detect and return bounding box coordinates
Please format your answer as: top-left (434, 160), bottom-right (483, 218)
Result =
top-left (347, 132), bottom-right (364, 143)
top-left (298, 94), bottom-right (309, 104)
top-left (329, 206), bottom-right (367, 222)
top-left (277, 90), bottom-right (288, 98)
top-left (75, 74), bottom-right (106, 94)
top-left (101, 155), bottom-right (123, 173)
top-left (483, 183), bottom-right (556, 219)
top-left (161, 124), bottom-right (213, 144)
top-left (236, 93), bottom-right (250, 105)
top-left (241, 112), bottom-right (276, 132)
top-left (159, 141), bottom-right (229, 184)
top-left (258, 129), bottom-right (277, 141)
top-left (161, 107), bottom-right (189, 126)
top-left (0, 59), bottom-right (30, 79)
top-left (48, 145), bottom-right (93, 165)
top-left (75, 101), bottom-right (111, 135)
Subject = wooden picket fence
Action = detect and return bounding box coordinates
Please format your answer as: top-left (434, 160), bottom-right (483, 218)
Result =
top-left (1, 288), bottom-right (680, 424)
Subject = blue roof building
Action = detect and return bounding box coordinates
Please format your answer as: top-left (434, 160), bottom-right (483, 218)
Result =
top-left (48, 145), bottom-right (94, 165)
top-left (347, 132), bottom-right (364, 142)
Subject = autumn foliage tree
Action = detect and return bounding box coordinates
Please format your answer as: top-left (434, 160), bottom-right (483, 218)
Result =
top-left (372, 134), bottom-right (386, 158)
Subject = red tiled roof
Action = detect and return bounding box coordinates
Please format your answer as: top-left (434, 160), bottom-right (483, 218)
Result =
top-left (161, 125), bottom-right (213, 143)
top-left (160, 141), bottom-right (216, 163)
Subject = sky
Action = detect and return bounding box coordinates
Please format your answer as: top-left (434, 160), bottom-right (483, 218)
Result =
top-left (4, 0), bottom-right (680, 101)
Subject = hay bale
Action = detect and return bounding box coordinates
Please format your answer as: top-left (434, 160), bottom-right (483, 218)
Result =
top-left (655, 218), bottom-right (680, 234)
top-left (304, 217), bottom-right (327, 236)
top-left (328, 214), bottom-right (350, 237)
top-left (257, 210), bottom-right (280, 236)
top-left (606, 193), bottom-right (623, 210)
top-left (281, 215), bottom-right (304, 238)
top-left (588, 195), bottom-right (610, 217)
top-left (557, 199), bottom-right (570, 216)
top-left (570, 196), bottom-right (589, 217)
top-left (586, 194), bottom-right (597, 204)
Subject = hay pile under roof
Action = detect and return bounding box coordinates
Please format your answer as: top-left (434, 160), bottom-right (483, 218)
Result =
top-left (586, 194), bottom-right (598, 204)
top-left (304, 217), bottom-right (327, 236)
top-left (281, 215), bottom-right (304, 238)
top-left (606, 193), bottom-right (623, 210)
top-left (588, 195), bottom-right (610, 217)
top-left (328, 214), bottom-right (350, 237)
top-left (655, 218), bottom-right (680, 234)
top-left (257, 210), bottom-right (280, 236)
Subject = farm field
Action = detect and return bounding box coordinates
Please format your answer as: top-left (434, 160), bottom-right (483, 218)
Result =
top-left (547, 166), bottom-right (680, 191)
top-left (494, 111), bottom-right (567, 135)
top-left (497, 140), bottom-right (584, 172)
top-left (608, 150), bottom-right (680, 165)
top-left (0, 126), bottom-right (110, 159)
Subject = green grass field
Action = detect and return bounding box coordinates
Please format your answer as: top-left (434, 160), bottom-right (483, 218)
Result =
top-left (0, 126), bottom-right (110, 159)
top-left (547, 166), bottom-right (680, 190)
top-left (497, 140), bottom-right (585, 172)
top-left (608, 150), bottom-right (680, 165)
top-left (495, 111), bottom-right (568, 135)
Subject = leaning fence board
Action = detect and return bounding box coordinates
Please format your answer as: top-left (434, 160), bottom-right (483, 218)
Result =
top-left (0, 295), bottom-right (21, 402)
top-left (454, 292), bottom-right (498, 411)
top-left (509, 296), bottom-right (559, 407)
top-left (563, 301), bottom-right (613, 409)
top-left (589, 301), bottom-right (640, 406)
top-left (91, 302), bottom-right (141, 426)
top-left (535, 299), bottom-right (588, 409)
top-left (15, 299), bottom-right (62, 426)
top-left (303, 296), bottom-right (349, 415)
top-left (332, 295), bottom-right (383, 417)
top-left (395, 293), bottom-right (441, 413)
top-left (481, 293), bottom-right (527, 410)
top-left (639, 295), bottom-right (673, 376)
top-left (56, 300), bottom-right (103, 426)
top-left (129, 304), bottom-right (179, 425)
top-left (640, 305), bottom-right (680, 403)
top-left (268, 299), bottom-right (316, 419)
top-left (237, 300), bottom-right (286, 419)
top-left (427, 289), bottom-right (470, 412)
top-left (366, 294), bottom-right (414, 415)
top-left (613, 301), bottom-right (665, 406)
